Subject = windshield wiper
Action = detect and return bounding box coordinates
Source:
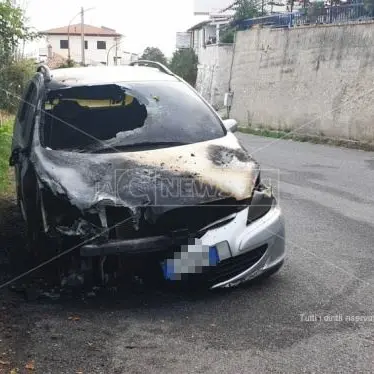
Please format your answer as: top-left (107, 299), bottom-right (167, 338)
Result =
top-left (89, 141), bottom-right (189, 153)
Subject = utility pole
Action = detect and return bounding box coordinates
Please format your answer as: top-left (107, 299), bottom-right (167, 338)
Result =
top-left (81, 6), bottom-right (85, 66)
top-left (106, 38), bottom-right (125, 66)
top-left (115, 37), bottom-right (118, 65)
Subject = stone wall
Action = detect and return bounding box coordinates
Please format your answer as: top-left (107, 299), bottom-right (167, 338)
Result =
top-left (230, 23), bottom-right (374, 142)
top-left (196, 44), bottom-right (234, 110)
top-left (197, 23), bottom-right (374, 142)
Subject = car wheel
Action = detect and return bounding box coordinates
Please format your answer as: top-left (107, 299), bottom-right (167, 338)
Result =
top-left (25, 185), bottom-right (55, 263)
top-left (26, 205), bottom-right (49, 260)
top-left (15, 180), bottom-right (27, 221)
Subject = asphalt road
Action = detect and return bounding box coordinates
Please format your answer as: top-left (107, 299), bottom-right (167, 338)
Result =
top-left (0, 134), bottom-right (373, 373)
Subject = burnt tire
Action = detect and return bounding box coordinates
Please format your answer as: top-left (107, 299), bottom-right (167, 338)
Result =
top-left (24, 185), bottom-right (59, 268)
top-left (26, 213), bottom-right (64, 284)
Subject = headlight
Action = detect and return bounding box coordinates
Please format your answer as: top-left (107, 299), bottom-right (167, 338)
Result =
top-left (40, 187), bottom-right (81, 226)
top-left (247, 185), bottom-right (275, 224)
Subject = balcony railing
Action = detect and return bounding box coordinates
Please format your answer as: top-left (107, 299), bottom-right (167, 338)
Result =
top-left (236, 3), bottom-right (371, 30)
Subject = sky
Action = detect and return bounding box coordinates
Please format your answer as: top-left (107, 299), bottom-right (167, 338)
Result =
top-left (23, 0), bottom-right (209, 58)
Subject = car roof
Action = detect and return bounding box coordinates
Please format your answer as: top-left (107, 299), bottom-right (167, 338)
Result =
top-left (47, 65), bottom-right (179, 88)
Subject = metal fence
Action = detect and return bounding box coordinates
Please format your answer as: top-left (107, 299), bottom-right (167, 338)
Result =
top-left (237, 3), bottom-right (372, 30)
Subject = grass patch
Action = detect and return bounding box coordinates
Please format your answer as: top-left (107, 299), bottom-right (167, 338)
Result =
top-left (238, 126), bottom-right (374, 152)
top-left (0, 117), bottom-right (14, 195)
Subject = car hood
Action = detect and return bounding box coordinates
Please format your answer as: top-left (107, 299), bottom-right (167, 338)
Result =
top-left (32, 132), bottom-right (259, 213)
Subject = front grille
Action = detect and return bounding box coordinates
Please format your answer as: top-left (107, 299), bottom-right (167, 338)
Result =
top-left (149, 197), bottom-right (250, 234)
top-left (105, 198), bottom-right (250, 240)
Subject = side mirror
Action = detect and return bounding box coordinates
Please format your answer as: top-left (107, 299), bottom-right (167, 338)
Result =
top-left (222, 119), bottom-right (238, 133)
top-left (9, 148), bottom-right (22, 166)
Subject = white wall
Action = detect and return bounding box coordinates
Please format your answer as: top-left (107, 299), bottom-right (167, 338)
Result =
top-left (45, 34), bottom-right (126, 66)
top-left (122, 52), bottom-right (139, 64)
top-left (196, 43), bottom-right (234, 109)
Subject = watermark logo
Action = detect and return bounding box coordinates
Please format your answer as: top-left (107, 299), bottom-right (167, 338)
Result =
top-left (300, 313), bottom-right (374, 323)
top-left (91, 167), bottom-right (282, 207)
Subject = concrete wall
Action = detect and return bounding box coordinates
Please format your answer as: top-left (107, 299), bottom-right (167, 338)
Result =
top-left (229, 23), bottom-right (374, 142)
top-left (196, 44), bottom-right (234, 109)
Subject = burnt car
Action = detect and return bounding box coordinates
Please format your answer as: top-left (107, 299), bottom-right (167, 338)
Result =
top-left (9, 61), bottom-right (285, 288)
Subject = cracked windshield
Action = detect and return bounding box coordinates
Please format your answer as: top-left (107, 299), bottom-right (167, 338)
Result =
top-left (0, 0), bottom-right (373, 373)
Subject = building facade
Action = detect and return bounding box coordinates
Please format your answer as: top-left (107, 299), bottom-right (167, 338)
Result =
top-left (39, 24), bottom-right (135, 66)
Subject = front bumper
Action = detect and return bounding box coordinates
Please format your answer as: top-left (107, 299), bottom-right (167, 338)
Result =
top-left (202, 204), bottom-right (285, 288)
top-left (80, 203), bottom-right (285, 288)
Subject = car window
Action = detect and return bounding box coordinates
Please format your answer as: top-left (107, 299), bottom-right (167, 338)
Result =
top-left (41, 81), bottom-right (226, 151)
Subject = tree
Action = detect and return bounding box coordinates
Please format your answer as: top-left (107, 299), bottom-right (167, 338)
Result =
top-left (0, 0), bottom-right (36, 112)
top-left (219, 0), bottom-right (264, 43)
top-left (169, 49), bottom-right (198, 87)
top-left (0, 0), bottom-right (35, 64)
top-left (220, 27), bottom-right (236, 43)
top-left (140, 47), bottom-right (168, 66)
top-left (307, 0), bottom-right (325, 22)
top-left (364, 0), bottom-right (374, 15)
top-left (233, 0), bottom-right (263, 22)
top-left (286, 0), bottom-right (295, 12)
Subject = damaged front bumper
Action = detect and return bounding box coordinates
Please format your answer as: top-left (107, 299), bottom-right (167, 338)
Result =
top-left (79, 201), bottom-right (285, 289)
top-left (203, 202), bottom-right (285, 288)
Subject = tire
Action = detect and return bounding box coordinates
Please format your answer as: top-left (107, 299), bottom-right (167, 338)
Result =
top-left (25, 184), bottom-right (56, 264)
top-left (25, 198), bottom-right (65, 284)
top-left (26, 206), bottom-right (49, 263)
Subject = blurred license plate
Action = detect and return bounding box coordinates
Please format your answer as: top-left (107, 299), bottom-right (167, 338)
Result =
top-left (162, 245), bottom-right (220, 280)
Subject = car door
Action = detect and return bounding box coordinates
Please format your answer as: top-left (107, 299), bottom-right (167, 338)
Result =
top-left (10, 80), bottom-right (36, 209)
top-left (10, 74), bottom-right (43, 221)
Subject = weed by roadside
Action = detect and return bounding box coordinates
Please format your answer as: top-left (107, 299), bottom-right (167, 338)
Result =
top-left (0, 117), bottom-right (14, 195)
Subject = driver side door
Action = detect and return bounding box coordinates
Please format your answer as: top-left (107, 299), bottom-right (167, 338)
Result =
top-left (10, 75), bottom-right (42, 220)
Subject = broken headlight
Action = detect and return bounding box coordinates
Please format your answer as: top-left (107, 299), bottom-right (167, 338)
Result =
top-left (41, 188), bottom-right (81, 227)
top-left (247, 184), bottom-right (275, 224)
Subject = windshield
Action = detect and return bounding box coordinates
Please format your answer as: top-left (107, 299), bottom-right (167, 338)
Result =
top-left (41, 81), bottom-right (226, 152)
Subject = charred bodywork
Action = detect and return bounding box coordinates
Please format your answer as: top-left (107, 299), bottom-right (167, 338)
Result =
top-left (10, 64), bottom-right (285, 288)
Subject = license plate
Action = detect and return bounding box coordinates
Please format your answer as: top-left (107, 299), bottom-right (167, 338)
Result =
top-left (162, 244), bottom-right (220, 281)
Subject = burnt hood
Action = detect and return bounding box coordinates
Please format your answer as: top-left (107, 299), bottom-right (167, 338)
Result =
top-left (32, 132), bottom-right (259, 213)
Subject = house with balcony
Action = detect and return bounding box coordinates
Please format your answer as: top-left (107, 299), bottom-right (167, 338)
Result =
top-left (188, 12), bottom-right (233, 56)
top-left (39, 24), bottom-right (133, 66)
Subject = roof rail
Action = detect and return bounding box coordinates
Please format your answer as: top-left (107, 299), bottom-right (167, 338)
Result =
top-left (36, 64), bottom-right (52, 82)
top-left (129, 60), bottom-right (174, 76)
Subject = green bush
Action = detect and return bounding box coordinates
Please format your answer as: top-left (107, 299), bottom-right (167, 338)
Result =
top-left (364, 0), bottom-right (374, 16)
top-left (169, 49), bottom-right (198, 87)
top-left (220, 28), bottom-right (236, 44)
top-left (0, 118), bottom-right (14, 193)
top-left (0, 59), bottom-right (35, 113)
